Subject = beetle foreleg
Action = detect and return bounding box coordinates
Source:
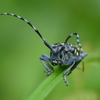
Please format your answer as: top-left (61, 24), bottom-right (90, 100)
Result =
top-left (40, 54), bottom-right (53, 75)
top-left (46, 62), bottom-right (54, 71)
top-left (40, 59), bottom-right (52, 75)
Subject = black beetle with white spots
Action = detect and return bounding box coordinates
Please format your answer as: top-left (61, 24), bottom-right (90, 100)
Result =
top-left (0, 13), bottom-right (88, 86)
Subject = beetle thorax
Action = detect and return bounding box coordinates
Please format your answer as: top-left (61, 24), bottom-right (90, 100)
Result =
top-left (50, 43), bottom-right (79, 66)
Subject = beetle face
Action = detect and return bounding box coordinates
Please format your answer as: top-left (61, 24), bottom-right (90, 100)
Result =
top-left (50, 43), bottom-right (65, 66)
top-left (50, 51), bottom-right (61, 66)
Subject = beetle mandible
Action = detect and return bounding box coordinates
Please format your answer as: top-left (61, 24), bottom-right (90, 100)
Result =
top-left (0, 13), bottom-right (88, 86)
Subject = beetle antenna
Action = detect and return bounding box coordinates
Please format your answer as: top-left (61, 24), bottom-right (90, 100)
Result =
top-left (0, 13), bottom-right (52, 50)
top-left (65, 33), bottom-right (83, 54)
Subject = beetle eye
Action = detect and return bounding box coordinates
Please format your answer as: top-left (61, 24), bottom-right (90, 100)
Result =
top-left (60, 54), bottom-right (62, 59)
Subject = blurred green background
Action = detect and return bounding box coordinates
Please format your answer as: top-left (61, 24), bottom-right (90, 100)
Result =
top-left (0, 0), bottom-right (100, 100)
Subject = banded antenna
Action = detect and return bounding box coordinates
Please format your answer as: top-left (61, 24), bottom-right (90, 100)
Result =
top-left (0, 13), bottom-right (52, 50)
top-left (65, 33), bottom-right (84, 71)
top-left (65, 33), bottom-right (83, 54)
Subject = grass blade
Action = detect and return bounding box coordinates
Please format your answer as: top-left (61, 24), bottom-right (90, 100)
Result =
top-left (27, 67), bottom-right (65, 100)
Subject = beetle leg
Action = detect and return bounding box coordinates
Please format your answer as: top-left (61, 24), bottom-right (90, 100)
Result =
top-left (64, 53), bottom-right (88, 65)
top-left (46, 62), bottom-right (54, 71)
top-left (41, 54), bottom-right (54, 70)
top-left (63, 53), bottom-right (88, 86)
top-left (82, 61), bottom-right (84, 72)
top-left (40, 54), bottom-right (51, 62)
top-left (76, 66), bottom-right (82, 69)
top-left (40, 54), bottom-right (53, 75)
top-left (63, 62), bottom-right (75, 86)
top-left (40, 60), bottom-right (51, 75)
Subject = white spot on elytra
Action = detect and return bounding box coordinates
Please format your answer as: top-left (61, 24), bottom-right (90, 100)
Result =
top-left (76, 52), bottom-right (78, 56)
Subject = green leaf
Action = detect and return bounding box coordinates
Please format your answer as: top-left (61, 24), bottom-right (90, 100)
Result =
top-left (27, 67), bottom-right (66, 100)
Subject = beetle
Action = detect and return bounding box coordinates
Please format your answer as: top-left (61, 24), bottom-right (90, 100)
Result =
top-left (0, 13), bottom-right (88, 86)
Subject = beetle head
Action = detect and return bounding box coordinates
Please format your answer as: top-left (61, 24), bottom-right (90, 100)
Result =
top-left (50, 43), bottom-right (65, 66)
